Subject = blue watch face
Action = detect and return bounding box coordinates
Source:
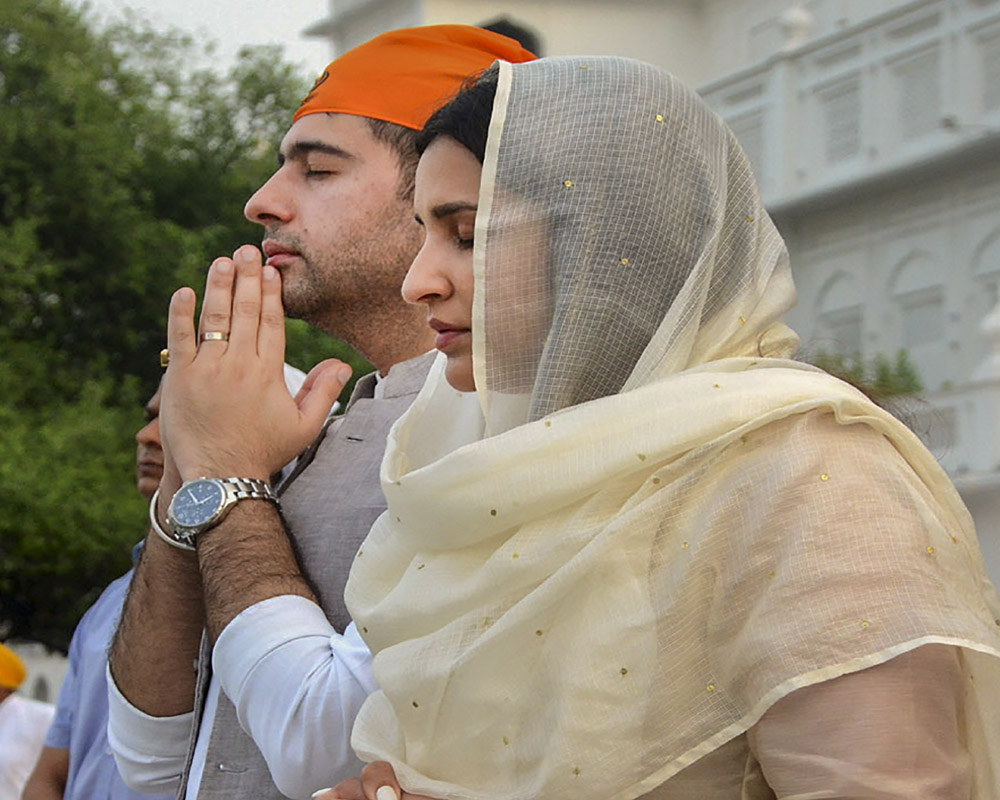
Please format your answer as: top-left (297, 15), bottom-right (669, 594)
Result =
top-left (171, 480), bottom-right (226, 528)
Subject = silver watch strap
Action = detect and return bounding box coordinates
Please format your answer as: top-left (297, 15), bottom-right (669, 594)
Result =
top-left (223, 476), bottom-right (279, 503)
top-left (149, 487), bottom-right (196, 552)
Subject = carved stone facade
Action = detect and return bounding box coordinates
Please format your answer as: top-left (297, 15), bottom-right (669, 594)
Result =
top-left (304, 0), bottom-right (1000, 582)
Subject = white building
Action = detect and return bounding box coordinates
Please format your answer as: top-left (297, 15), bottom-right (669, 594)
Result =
top-left (304, 0), bottom-right (1000, 585)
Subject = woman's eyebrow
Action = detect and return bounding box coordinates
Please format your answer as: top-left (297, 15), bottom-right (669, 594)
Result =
top-left (431, 201), bottom-right (478, 219)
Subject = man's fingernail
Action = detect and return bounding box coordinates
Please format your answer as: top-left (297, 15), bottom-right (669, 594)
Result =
top-left (215, 259), bottom-right (232, 274)
top-left (376, 786), bottom-right (398, 800)
top-left (338, 367), bottom-right (352, 383)
top-left (311, 790), bottom-right (332, 799)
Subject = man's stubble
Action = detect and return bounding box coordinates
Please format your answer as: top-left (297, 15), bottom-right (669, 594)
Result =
top-left (275, 195), bottom-right (424, 346)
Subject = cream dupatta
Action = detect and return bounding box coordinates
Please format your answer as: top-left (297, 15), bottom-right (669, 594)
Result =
top-left (345, 57), bottom-right (1000, 799)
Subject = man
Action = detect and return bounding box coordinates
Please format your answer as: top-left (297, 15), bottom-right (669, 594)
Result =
top-left (21, 388), bottom-right (174, 800)
top-left (107, 26), bottom-right (535, 800)
top-left (0, 643), bottom-right (54, 800)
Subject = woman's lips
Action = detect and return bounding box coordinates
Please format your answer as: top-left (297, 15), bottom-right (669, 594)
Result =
top-left (434, 329), bottom-right (469, 350)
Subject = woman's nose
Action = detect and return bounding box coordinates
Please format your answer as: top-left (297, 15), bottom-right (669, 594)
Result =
top-left (402, 243), bottom-right (451, 305)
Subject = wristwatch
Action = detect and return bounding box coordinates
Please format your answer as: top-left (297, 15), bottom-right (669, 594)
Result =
top-left (164, 477), bottom-right (279, 550)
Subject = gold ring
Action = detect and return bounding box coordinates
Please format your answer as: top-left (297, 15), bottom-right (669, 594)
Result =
top-left (160, 348), bottom-right (170, 368)
top-left (200, 331), bottom-right (230, 342)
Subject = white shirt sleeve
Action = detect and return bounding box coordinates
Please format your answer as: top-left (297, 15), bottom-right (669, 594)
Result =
top-left (106, 665), bottom-right (191, 794)
top-left (211, 595), bottom-right (377, 800)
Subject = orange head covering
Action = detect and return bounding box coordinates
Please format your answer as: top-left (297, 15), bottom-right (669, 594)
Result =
top-left (0, 643), bottom-right (26, 690)
top-left (294, 25), bottom-right (536, 129)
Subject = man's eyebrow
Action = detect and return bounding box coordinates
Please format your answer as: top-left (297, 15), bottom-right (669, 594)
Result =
top-left (430, 201), bottom-right (478, 219)
top-left (277, 140), bottom-right (356, 167)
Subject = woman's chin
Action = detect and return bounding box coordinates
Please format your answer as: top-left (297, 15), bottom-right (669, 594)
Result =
top-left (444, 359), bottom-right (476, 392)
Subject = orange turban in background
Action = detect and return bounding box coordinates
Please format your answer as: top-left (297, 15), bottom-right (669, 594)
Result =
top-left (0, 642), bottom-right (26, 690)
top-left (294, 25), bottom-right (537, 129)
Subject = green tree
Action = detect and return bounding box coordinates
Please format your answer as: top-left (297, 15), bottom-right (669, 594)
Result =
top-left (0, 0), bottom-right (365, 649)
top-left (810, 349), bottom-right (924, 406)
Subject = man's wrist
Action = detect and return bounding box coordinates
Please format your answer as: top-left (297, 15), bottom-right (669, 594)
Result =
top-left (177, 463), bottom-right (273, 484)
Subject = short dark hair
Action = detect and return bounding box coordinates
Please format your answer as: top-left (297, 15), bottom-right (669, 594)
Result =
top-left (415, 67), bottom-right (499, 164)
top-left (480, 17), bottom-right (542, 56)
top-left (366, 117), bottom-right (420, 199)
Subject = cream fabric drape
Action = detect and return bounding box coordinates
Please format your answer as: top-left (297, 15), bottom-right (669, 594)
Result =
top-left (345, 57), bottom-right (1000, 799)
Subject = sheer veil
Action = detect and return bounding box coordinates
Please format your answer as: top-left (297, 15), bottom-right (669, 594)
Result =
top-left (345, 57), bottom-right (1000, 799)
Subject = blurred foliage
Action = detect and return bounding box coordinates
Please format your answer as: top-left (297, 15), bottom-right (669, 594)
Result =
top-left (0, 0), bottom-right (365, 650)
top-left (810, 349), bottom-right (924, 405)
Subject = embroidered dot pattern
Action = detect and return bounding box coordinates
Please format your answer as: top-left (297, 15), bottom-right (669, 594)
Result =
top-left (620, 667), bottom-right (628, 675)
top-left (655, 113), bottom-right (664, 122)
top-left (739, 316), bottom-right (746, 324)
top-left (563, 180), bottom-right (574, 188)
top-left (545, 420), bottom-right (552, 428)
top-left (637, 453), bottom-right (647, 461)
top-left (620, 257), bottom-right (631, 266)
top-left (573, 768), bottom-right (581, 776)
top-left (820, 474), bottom-right (830, 481)
top-left (503, 736), bottom-right (510, 745)
top-left (927, 546), bottom-right (935, 555)
top-left (861, 619), bottom-right (871, 629)
top-left (535, 629), bottom-right (544, 637)
top-left (706, 683), bottom-right (716, 692)
top-left (490, 509), bottom-right (498, 517)
top-left (652, 476), bottom-right (661, 485)
top-left (412, 701), bottom-right (419, 708)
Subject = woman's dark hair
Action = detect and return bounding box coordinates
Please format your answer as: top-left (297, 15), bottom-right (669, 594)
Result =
top-left (416, 66), bottom-right (500, 164)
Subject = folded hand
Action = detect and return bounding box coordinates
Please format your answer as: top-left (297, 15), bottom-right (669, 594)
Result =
top-left (162, 245), bottom-right (351, 482)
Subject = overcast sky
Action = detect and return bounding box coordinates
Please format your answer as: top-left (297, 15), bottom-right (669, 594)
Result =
top-left (69, 0), bottom-right (333, 79)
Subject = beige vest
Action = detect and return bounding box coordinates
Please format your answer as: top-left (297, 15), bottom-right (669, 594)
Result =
top-left (179, 353), bottom-right (434, 800)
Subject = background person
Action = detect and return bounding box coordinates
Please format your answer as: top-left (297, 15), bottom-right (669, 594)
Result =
top-left (327, 57), bottom-right (1000, 798)
top-left (21, 386), bottom-right (173, 800)
top-left (107, 26), bottom-right (535, 800)
top-left (0, 643), bottom-right (53, 800)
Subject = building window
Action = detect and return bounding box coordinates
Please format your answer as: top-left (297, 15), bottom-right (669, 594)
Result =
top-left (899, 286), bottom-right (944, 347)
top-left (891, 253), bottom-right (946, 388)
top-left (816, 271), bottom-right (863, 357)
top-left (893, 48), bottom-right (941, 141)
top-left (819, 77), bottom-right (861, 163)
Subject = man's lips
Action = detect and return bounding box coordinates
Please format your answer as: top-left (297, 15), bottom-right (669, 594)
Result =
top-left (262, 241), bottom-right (301, 267)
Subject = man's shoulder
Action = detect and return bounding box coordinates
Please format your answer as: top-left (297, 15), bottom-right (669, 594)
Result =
top-left (379, 351), bottom-right (436, 397)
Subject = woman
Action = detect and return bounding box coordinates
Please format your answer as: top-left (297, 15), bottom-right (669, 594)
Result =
top-left (335, 57), bottom-right (1000, 799)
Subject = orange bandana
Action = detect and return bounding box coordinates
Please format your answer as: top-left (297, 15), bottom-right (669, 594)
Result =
top-left (294, 25), bottom-right (536, 129)
top-left (0, 643), bottom-right (25, 690)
